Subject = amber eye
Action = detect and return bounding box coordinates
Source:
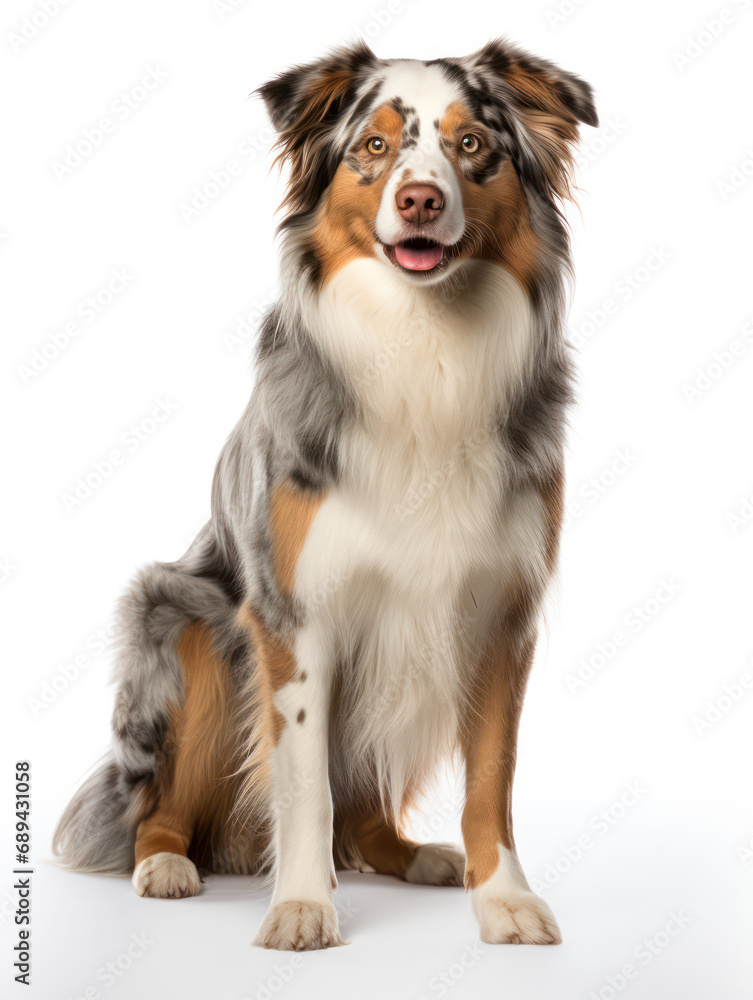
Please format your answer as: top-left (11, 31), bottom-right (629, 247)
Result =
top-left (460, 133), bottom-right (481, 153)
top-left (366, 136), bottom-right (387, 155)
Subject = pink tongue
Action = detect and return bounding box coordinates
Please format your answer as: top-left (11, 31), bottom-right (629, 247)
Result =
top-left (394, 241), bottom-right (443, 271)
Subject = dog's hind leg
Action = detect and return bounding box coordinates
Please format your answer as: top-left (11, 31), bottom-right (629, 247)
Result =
top-left (55, 525), bottom-right (254, 880)
top-left (132, 621), bottom-right (237, 898)
top-left (335, 805), bottom-right (465, 886)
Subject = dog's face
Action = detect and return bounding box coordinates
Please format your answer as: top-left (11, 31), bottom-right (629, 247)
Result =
top-left (260, 41), bottom-right (597, 287)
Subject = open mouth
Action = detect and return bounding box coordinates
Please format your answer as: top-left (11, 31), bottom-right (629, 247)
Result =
top-left (393, 238), bottom-right (445, 271)
top-left (380, 237), bottom-right (454, 274)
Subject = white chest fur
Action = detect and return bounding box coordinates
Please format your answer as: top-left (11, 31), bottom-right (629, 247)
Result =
top-left (291, 259), bottom-right (548, 807)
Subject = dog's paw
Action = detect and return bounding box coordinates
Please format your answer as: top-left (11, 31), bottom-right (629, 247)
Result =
top-left (405, 842), bottom-right (465, 886)
top-left (132, 852), bottom-right (201, 899)
top-left (476, 891), bottom-right (561, 944)
top-left (255, 900), bottom-right (345, 951)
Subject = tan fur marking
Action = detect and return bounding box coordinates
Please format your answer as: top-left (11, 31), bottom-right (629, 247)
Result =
top-left (310, 103), bottom-right (404, 283)
top-left (460, 476), bottom-right (560, 889)
top-left (242, 607), bottom-right (297, 691)
top-left (354, 813), bottom-right (419, 877)
top-left (366, 104), bottom-right (404, 149)
top-left (437, 100), bottom-right (541, 292)
top-left (270, 482), bottom-right (325, 597)
top-left (439, 99), bottom-right (473, 142)
top-left (242, 604), bottom-right (297, 745)
top-left (461, 623), bottom-right (535, 889)
top-left (335, 809), bottom-right (419, 878)
top-left (134, 622), bottom-right (241, 871)
top-left (311, 162), bottom-right (392, 281)
top-left (134, 824), bottom-right (187, 862)
top-left (459, 163), bottom-right (540, 293)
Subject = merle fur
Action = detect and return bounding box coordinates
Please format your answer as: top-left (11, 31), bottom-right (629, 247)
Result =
top-left (54, 38), bottom-right (596, 876)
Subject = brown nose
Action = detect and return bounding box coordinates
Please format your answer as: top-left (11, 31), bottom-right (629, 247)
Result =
top-left (395, 183), bottom-right (444, 224)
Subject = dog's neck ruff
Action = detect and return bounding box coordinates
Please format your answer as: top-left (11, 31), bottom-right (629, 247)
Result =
top-left (284, 257), bottom-right (535, 425)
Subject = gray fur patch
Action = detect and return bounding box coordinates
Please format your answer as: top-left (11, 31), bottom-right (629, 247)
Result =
top-left (56, 38), bottom-right (595, 878)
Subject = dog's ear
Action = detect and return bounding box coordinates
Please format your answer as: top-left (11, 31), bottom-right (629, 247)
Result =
top-left (257, 43), bottom-right (378, 221)
top-left (467, 38), bottom-right (598, 201)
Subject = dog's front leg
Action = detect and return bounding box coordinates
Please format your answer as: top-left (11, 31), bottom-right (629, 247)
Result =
top-left (250, 616), bottom-right (343, 951)
top-left (461, 624), bottom-right (562, 945)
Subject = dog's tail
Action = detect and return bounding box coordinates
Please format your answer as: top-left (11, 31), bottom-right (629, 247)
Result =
top-left (53, 523), bottom-right (241, 874)
top-left (52, 753), bottom-right (154, 874)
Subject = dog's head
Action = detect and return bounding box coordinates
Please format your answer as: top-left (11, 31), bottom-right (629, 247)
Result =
top-left (259, 40), bottom-right (596, 288)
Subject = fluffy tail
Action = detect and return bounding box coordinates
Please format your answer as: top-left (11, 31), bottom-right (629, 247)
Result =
top-left (53, 754), bottom-right (153, 874)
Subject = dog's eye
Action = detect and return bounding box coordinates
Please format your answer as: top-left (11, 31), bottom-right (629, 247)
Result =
top-left (366, 137), bottom-right (388, 155)
top-left (460, 134), bottom-right (481, 154)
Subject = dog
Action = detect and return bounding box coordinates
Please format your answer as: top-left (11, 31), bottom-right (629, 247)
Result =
top-left (55, 38), bottom-right (597, 950)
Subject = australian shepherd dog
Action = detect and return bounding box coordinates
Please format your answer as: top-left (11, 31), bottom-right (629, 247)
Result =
top-left (55, 38), bottom-right (597, 950)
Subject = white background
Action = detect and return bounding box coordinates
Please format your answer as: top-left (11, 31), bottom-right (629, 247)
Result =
top-left (2, 0), bottom-right (752, 997)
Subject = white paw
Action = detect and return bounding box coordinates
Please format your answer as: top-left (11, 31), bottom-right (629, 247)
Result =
top-left (132, 852), bottom-right (201, 899)
top-left (255, 900), bottom-right (345, 951)
top-left (476, 891), bottom-right (561, 945)
top-left (405, 843), bottom-right (466, 886)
